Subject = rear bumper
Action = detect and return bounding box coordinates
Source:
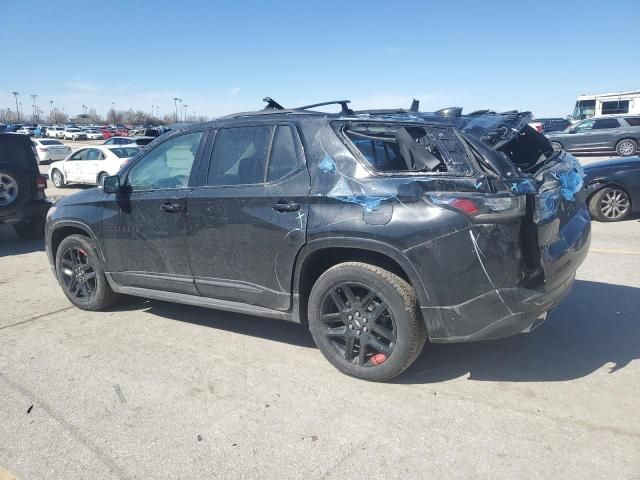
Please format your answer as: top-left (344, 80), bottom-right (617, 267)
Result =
top-left (0, 199), bottom-right (51, 224)
top-left (422, 274), bottom-right (576, 343)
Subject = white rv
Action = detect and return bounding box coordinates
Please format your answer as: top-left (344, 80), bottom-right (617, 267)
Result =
top-left (572, 90), bottom-right (640, 121)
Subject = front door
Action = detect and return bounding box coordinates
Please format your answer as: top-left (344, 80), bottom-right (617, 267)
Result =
top-left (187, 124), bottom-right (309, 311)
top-left (101, 130), bottom-right (206, 294)
top-left (77, 148), bottom-right (102, 183)
top-left (64, 148), bottom-right (88, 182)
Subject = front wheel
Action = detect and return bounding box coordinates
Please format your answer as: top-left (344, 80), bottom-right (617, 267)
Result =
top-left (51, 169), bottom-right (65, 188)
top-left (616, 139), bottom-right (637, 157)
top-left (589, 187), bottom-right (632, 222)
top-left (55, 234), bottom-right (120, 310)
top-left (308, 262), bottom-right (427, 381)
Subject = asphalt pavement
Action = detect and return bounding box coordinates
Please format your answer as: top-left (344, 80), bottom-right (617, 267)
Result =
top-left (0, 150), bottom-right (638, 479)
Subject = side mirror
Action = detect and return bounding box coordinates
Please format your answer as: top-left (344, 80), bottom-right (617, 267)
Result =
top-left (568, 128), bottom-right (577, 134)
top-left (103, 175), bottom-right (121, 194)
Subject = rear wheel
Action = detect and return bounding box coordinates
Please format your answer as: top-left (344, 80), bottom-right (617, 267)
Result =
top-left (55, 234), bottom-right (120, 310)
top-left (589, 187), bottom-right (631, 222)
top-left (13, 217), bottom-right (45, 240)
top-left (51, 169), bottom-right (65, 188)
top-left (616, 139), bottom-right (637, 157)
top-left (308, 262), bottom-right (426, 381)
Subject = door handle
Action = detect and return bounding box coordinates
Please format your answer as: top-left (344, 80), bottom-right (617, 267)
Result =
top-left (161, 201), bottom-right (183, 213)
top-left (273, 201), bottom-right (300, 212)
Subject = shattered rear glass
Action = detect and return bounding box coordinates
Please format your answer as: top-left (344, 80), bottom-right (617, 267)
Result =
top-left (340, 123), bottom-right (474, 175)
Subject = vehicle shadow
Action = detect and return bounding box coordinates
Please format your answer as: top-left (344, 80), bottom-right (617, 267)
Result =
top-left (118, 279), bottom-right (639, 382)
top-left (0, 225), bottom-right (45, 257)
top-left (134, 298), bottom-right (316, 349)
top-left (397, 279), bottom-right (640, 384)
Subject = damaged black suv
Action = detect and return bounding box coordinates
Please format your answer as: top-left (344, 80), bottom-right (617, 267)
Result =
top-left (46, 99), bottom-right (590, 381)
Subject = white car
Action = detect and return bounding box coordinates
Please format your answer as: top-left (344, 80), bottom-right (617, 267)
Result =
top-left (85, 128), bottom-right (104, 140)
top-left (49, 145), bottom-right (140, 187)
top-left (103, 135), bottom-right (154, 146)
top-left (63, 127), bottom-right (87, 140)
top-left (47, 126), bottom-right (65, 138)
top-left (16, 126), bottom-right (36, 136)
top-left (31, 139), bottom-right (71, 164)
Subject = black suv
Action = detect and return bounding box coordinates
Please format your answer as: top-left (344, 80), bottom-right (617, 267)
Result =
top-left (46, 100), bottom-right (591, 381)
top-left (0, 133), bottom-right (50, 239)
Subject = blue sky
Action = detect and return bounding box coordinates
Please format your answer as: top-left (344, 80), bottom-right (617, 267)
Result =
top-left (2, 0), bottom-right (639, 119)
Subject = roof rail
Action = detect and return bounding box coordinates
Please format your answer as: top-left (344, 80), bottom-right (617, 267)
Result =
top-left (294, 100), bottom-right (353, 115)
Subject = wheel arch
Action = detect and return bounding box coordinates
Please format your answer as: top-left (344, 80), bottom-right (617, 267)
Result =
top-left (49, 221), bottom-right (105, 272)
top-left (293, 238), bottom-right (428, 325)
top-left (586, 179), bottom-right (632, 205)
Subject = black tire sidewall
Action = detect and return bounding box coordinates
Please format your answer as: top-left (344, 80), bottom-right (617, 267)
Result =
top-left (308, 263), bottom-right (421, 381)
top-left (55, 235), bottom-right (112, 310)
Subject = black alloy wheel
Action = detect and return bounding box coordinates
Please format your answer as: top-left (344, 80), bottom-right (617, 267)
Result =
top-left (60, 246), bottom-right (97, 303)
top-left (320, 282), bottom-right (396, 366)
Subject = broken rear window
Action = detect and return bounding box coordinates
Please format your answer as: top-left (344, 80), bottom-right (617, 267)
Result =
top-left (342, 123), bottom-right (473, 175)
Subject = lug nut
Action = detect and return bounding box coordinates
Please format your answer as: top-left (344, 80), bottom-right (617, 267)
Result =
top-left (348, 324), bottom-right (353, 330)
top-left (363, 318), bottom-right (368, 323)
top-left (356, 330), bottom-right (361, 336)
top-left (348, 315), bottom-right (353, 321)
top-left (363, 327), bottom-right (368, 332)
top-left (355, 312), bottom-right (360, 317)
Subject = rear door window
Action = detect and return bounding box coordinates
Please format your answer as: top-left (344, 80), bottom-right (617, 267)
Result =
top-left (593, 118), bottom-right (620, 129)
top-left (624, 117), bottom-right (640, 126)
top-left (266, 126), bottom-right (299, 182)
top-left (206, 126), bottom-right (272, 186)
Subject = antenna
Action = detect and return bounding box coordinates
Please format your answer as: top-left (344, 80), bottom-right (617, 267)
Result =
top-left (410, 99), bottom-right (419, 112)
top-left (262, 97), bottom-right (285, 110)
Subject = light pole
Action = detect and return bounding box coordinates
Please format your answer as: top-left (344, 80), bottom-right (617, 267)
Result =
top-left (183, 104), bottom-right (188, 122)
top-left (31, 94), bottom-right (37, 122)
top-left (49, 100), bottom-right (54, 123)
top-left (12, 92), bottom-right (19, 122)
top-left (172, 97), bottom-right (180, 122)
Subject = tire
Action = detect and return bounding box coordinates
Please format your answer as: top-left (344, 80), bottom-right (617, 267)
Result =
top-left (551, 141), bottom-right (563, 151)
top-left (615, 139), bottom-right (637, 157)
top-left (308, 262), bottom-right (427, 382)
top-left (588, 187), bottom-right (632, 222)
top-left (55, 234), bottom-right (120, 311)
top-left (51, 169), bottom-right (65, 188)
top-left (13, 217), bottom-right (45, 240)
top-left (97, 172), bottom-right (109, 186)
top-left (0, 168), bottom-right (30, 216)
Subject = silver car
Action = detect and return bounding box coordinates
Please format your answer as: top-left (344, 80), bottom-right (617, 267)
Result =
top-left (546, 115), bottom-right (640, 156)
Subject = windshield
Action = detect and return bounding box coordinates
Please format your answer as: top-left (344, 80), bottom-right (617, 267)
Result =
top-left (572, 100), bottom-right (596, 120)
top-left (40, 140), bottom-right (62, 145)
top-left (111, 147), bottom-right (140, 158)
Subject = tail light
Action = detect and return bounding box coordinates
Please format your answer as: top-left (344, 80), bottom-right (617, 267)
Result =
top-left (36, 175), bottom-right (47, 190)
top-left (535, 124), bottom-right (544, 133)
top-left (429, 193), bottom-right (526, 221)
top-left (39, 147), bottom-right (49, 152)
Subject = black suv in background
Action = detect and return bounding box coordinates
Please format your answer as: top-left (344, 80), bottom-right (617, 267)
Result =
top-left (546, 115), bottom-right (640, 156)
top-left (46, 100), bottom-right (590, 381)
top-left (0, 133), bottom-right (50, 239)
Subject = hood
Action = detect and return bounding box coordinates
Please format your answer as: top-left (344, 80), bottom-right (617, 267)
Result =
top-left (583, 156), bottom-right (640, 171)
top-left (52, 186), bottom-right (104, 207)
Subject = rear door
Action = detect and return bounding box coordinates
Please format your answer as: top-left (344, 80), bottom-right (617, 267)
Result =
top-left (591, 118), bottom-right (621, 149)
top-left (101, 130), bottom-right (206, 294)
top-left (187, 123), bottom-right (310, 311)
